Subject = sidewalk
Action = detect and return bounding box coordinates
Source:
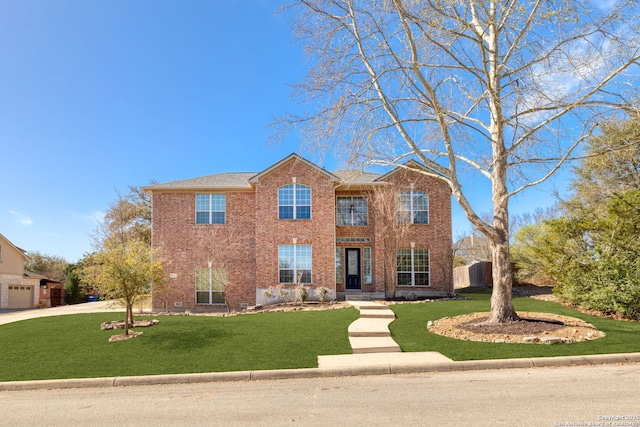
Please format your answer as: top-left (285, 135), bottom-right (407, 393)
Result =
top-left (1, 301), bottom-right (639, 391)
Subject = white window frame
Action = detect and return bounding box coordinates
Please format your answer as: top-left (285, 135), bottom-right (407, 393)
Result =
top-left (278, 184), bottom-right (312, 220)
top-left (336, 196), bottom-right (368, 226)
top-left (398, 190), bottom-right (429, 224)
top-left (397, 248), bottom-right (430, 286)
top-left (363, 247), bottom-right (372, 284)
top-left (335, 247), bottom-right (344, 283)
top-left (195, 194), bottom-right (226, 224)
top-left (278, 244), bottom-right (312, 284)
top-left (195, 267), bottom-right (226, 304)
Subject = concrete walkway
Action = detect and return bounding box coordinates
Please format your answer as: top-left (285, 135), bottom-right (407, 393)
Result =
top-left (319, 301), bottom-right (453, 368)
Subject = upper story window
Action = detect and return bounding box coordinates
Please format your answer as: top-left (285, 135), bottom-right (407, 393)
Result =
top-left (336, 196), bottom-right (368, 226)
top-left (0, 244), bottom-right (3, 263)
top-left (278, 184), bottom-right (311, 220)
top-left (196, 194), bottom-right (226, 224)
top-left (398, 190), bottom-right (429, 224)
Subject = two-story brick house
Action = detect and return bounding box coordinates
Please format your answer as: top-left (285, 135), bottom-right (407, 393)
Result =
top-left (145, 153), bottom-right (453, 311)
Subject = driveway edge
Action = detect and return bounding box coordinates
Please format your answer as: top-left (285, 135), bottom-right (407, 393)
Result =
top-left (2, 352), bottom-right (639, 392)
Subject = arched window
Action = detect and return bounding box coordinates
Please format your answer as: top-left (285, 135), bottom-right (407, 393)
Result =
top-left (278, 184), bottom-right (311, 219)
top-left (398, 190), bottom-right (429, 224)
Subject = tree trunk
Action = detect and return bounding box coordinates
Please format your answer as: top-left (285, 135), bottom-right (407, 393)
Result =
top-left (486, 235), bottom-right (519, 323)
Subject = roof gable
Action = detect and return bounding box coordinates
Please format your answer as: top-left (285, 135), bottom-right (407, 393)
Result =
top-left (0, 233), bottom-right (29, 261)
top-left (249, 153), bottom-right (340, 184)
top-left (375, 160), bottom-right (431, 182)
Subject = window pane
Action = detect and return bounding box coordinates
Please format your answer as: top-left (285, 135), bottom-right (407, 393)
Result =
top-left (413, 211), bottom-right (429, 224)
top-left (279, 206), bottom-right (294, 219)
top-left (335, 247), bottom-right (343, 283)
top-left (398, 273), bottom-right (412, 286)
top-left (363, 247), bottom-right (372, 284)
top-left (413, 249), bottom-right (429, 271)
top-left (412, 191), bottom-right (428, 210)
top-left (279, 185), bottom-right (294, 205)
top-left (211, 292), bottom-right (226, 304)
top-left (196, 291), bottom-right (210, 304)
top-left (415, 273), bottom-right (429, 286)
top-left (279, 270), bottom-right (294, 283)
top-left (211, 212), bottom-right (225, 224)
top-left (336, 212), bottom-right (350, 226)
top-left (296, 245), bottom-right (312, 269)
top-left (196, 194), bottom-right (210, 211)
top-left (211, 194), bottom-right (226, 211)
top-left (196, 212), bottom-right (210, 224)
top-left (278, 245), bottom-right (294, 268)
top-left (396, 249), bottom-right (412, 271)
top-left (296, 185), bottom-right (311, 204)
top-left (296, 206), bottom-right (311, 219)
top-left (299, 270), bottom-right (312, 284)
top-left (353, 197), bottom-right (368, 226)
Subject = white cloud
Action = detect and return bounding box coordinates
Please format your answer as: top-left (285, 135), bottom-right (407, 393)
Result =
top-left (9, 211), bottom-right (33, 226)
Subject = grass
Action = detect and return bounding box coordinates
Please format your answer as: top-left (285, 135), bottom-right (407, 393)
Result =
top-left (2, 293), bottom-right (640, 382)
top-left (390, 291), bottom-right (640, 361)
top-left (0, 308), bottom-right (359, 382)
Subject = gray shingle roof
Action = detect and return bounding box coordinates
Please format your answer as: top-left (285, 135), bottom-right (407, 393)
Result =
top-left (333, 170), bottom-right (382, 184)
top-left (144, 172), bottom-right (256, 191)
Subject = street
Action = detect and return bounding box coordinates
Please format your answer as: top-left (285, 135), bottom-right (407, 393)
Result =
top-left (1, 363), bottom-right (638, 426)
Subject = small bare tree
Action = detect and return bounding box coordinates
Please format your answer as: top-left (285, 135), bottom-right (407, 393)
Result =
top-left (370, 183), bottom-right (412, 298)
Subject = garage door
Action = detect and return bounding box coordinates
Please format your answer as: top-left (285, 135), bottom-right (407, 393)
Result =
top-left (8, 285), bottom-right (34, 309)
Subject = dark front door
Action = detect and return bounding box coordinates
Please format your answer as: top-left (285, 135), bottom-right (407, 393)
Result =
top-left (345, 248), bottom-right (361, 290)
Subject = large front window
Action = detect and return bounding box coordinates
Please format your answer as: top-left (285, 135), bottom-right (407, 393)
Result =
top-left (195, 267), bottom-right (226, 304)
top-left (336, 196), bottom-right (368, 226)
top-left (196, 194), bottom-right (226, 224)
top-left (398, 190), bottom-right (429, 224)
top-left (279, 244), bottom-right (312, 284)
top-left (278, 184), bottom-right (311, 219)
top-left (397, 248), bottom-right (429, 286)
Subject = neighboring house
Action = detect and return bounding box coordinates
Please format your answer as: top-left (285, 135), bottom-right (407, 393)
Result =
top-left (0, 234), bottom-right (40, 309)
top-left (453, 234), bottom-right (491, 265)
top-left (144, 153), bottom-right (453, 311)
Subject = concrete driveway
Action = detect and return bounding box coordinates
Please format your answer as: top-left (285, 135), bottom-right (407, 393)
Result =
top-left (0, 301), bottom-right (127, 326)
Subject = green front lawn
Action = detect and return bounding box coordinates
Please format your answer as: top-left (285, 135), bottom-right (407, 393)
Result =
top-left (390, 292), bottom-right (640, 360)
top-left (0, 308), bottom-right (359, 382)
top-left (2, 293), bottom-right (639, 382)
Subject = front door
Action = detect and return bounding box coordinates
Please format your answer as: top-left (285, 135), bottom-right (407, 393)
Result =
top-left (345, 248), bottom-right (361, 290)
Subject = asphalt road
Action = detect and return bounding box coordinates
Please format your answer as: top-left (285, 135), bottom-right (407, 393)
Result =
top-left (1, 364), bottom-right (638, 427)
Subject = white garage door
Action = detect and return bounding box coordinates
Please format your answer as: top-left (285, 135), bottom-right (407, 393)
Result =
top-left (8, 285), bottom-right (34, 309)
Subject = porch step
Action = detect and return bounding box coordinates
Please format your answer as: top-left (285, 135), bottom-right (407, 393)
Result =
top-left (349, 336), bottom-right (401, 354)
top-left (342, 292), bottom-right (385, 302)
top-left (358, 308), bottom-right (395, 318)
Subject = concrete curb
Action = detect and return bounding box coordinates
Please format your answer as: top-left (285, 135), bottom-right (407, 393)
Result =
top-left (2, 352), bottom-right (639, 392)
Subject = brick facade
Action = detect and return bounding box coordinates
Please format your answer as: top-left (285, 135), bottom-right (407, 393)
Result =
top-left (146, 154), bottom-right (453, 311)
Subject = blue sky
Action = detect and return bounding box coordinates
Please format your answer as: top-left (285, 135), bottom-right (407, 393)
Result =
top-left (0, 1), bottom-right (566, 262)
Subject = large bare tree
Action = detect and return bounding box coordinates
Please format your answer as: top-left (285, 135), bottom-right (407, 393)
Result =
top-left (278, 0), bottom-right (640, 323)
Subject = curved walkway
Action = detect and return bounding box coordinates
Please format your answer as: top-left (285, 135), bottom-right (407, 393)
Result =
top-left (318, 301), bottom-right (453, 368)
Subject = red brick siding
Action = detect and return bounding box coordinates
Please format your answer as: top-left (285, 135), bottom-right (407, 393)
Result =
top-left (254, 159), bottom-right (336, 293)
top-left (374, 170), bottom-right (453, 293)
top-left (151, 191), bottom-right (256, 310)
top-left (151, 159), bottom-right (453, 310)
